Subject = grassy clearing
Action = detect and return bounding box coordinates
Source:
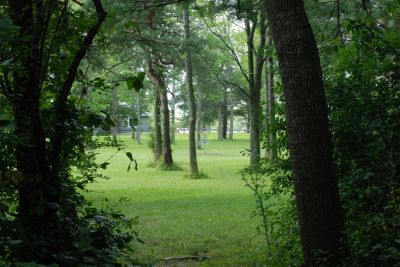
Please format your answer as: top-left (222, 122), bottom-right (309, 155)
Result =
top-left (87, 133), bottom-right (266, 266)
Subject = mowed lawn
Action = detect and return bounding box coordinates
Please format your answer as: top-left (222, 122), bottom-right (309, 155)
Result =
top-left (87, 133), bottom-right (263, 266)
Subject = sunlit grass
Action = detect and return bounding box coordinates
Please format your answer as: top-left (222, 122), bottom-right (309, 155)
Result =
top-left (87, 133), bottom-right (266, 266)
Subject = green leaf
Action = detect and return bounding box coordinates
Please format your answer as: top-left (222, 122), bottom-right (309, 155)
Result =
top-left (126, 72), bottom-right (146, 92)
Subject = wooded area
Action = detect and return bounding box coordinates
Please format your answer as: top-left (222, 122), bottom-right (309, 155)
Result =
top-left (0, 0), bottom-right (399, 266)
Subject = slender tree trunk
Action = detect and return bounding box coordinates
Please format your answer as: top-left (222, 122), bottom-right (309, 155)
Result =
top-left (153, 87), bottom-right (162, 161)
top-left (136, 93), bottom-right (141, 144)
top-left (111, 87), bottom-right (118, 144)
top-left (246, 102), bottom-right (251, 133)
top-left (222, 92), bottom-right (228, 139)
top-left (218, 102), bottom-right (224, 141)
top-left (170, 79), bottom-right (176, 144)
top-left (246, 11), bottom-right (266, 167)
top-left (183, 3), bottom-right (199, 177)
top-left (265, 35), bottom-right (277, 160)
top-left (159, 84), bottom-right (173, 166)
top-left (196, 86), bottom-right (202, 149)
top-left (229, 100), bottom-right (234, 140)
top-left (263, 0), bottom-right (346, 265)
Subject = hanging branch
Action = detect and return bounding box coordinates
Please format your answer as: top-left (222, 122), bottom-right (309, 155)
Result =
top-left (57, 0), bottom-right (106, 108)
top-left (223, 79), bottom-right (250, 98)
top-left (336, 0), bottom-right (345, 45)
top-left (40, 0), bottom-right (69, 90)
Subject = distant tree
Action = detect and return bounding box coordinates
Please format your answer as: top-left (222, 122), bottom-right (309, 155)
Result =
top-left (202, 2), bottom-right (267, 166)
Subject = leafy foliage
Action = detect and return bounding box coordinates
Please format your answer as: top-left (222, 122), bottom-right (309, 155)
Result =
top-left (326, 21), bottom-right (400, 266)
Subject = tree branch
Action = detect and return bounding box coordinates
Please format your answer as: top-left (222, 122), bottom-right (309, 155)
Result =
top-left (202, 17), bottom-right (250, 84)
top-left (223, 79), bottom-right (250, 99)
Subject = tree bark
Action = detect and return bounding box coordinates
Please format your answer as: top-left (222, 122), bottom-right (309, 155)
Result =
top-left (170, 79), bottom-right (176, 144)
top-left (7, 0), bottom-right (106, 263)
top-left (183, 3), bottom-right (199, 177)
top-left (229, 99), bottom-right (234, 140)
top-left (8, 1), bottom-right (59, 262)
top-left (147, 56), bottom-right (171, 164)
top-left (218, 102), bottom-right (224, 141)
top-left (111, 87), bottom-right (118, 144)
top-left (153, 87), bottom-right (162, 161)
top-left (246, 10), bottom-right (266, 167)
top-left (135, 92), bottom-right (141, 144)
top-left (159, 83), bottom-right (173, 166)
top-left (222, 91), bottom-right (228, 139)
top-left (265, 35), bottom-right (277, 160)
top-left (263, 0), bottom-right (346, 265)
top-left (196, 86), bottom-right (202, 149)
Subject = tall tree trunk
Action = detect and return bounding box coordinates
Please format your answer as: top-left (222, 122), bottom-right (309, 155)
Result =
top-left (111, 87), bottom-right (118, 144)
top-left (159, 84), bottom-right (173, 166)
top-left (9, 2), bottom-right (59, 261)
top-left (218, 102), bottom-right (224, 141)
top-left (265, 35), bottom-right (277, 160)
top-left (246, 101), bottom-right (251, 133)
top-left (263, 0), bottom-right (346, 265)
top-left (153, 87), bottom-right (162, 161)
top-left (246, 11), bottom-right (266, 167)
top-left (136, 92), bottom-right (141, 144)
top-left (229, 99), bottom-right (234, 140)
top-left (222, 92), bottom-right (228, 139)
top-left (170, 79), bottom-right (176, 144)
top-left (147, 55), bottom-right (171, 163)
top-left (8, 0), bottom-right (106, 263)
top-left (196, 86), bottom-right (202, 149)
top-left (183, 3), bottom-right (199, 177)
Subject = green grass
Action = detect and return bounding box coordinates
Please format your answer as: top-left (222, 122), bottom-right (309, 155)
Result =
top-left (87, 133), bottom-right (265, 266)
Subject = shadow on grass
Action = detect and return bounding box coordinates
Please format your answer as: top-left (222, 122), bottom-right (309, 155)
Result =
top-left (147, 161), bottom-right (183, 171)
top-left (183, 170), bottom-right (209, 180)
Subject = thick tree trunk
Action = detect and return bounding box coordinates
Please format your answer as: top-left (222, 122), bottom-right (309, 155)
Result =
top-left (147, 55), bottom-right (172, 164)
top-left (9, 1), bottom-right (59, 262)
top-left (7, 0), bottom-right (106, 263)
top-left (111, 87), bottom-right (118, 144)
top-left (183, 4), bottom-right (199, 177)
top-left (263, 0), bottom-right (346, 265)
top-left (196, 86), bottom-right (202, 149)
